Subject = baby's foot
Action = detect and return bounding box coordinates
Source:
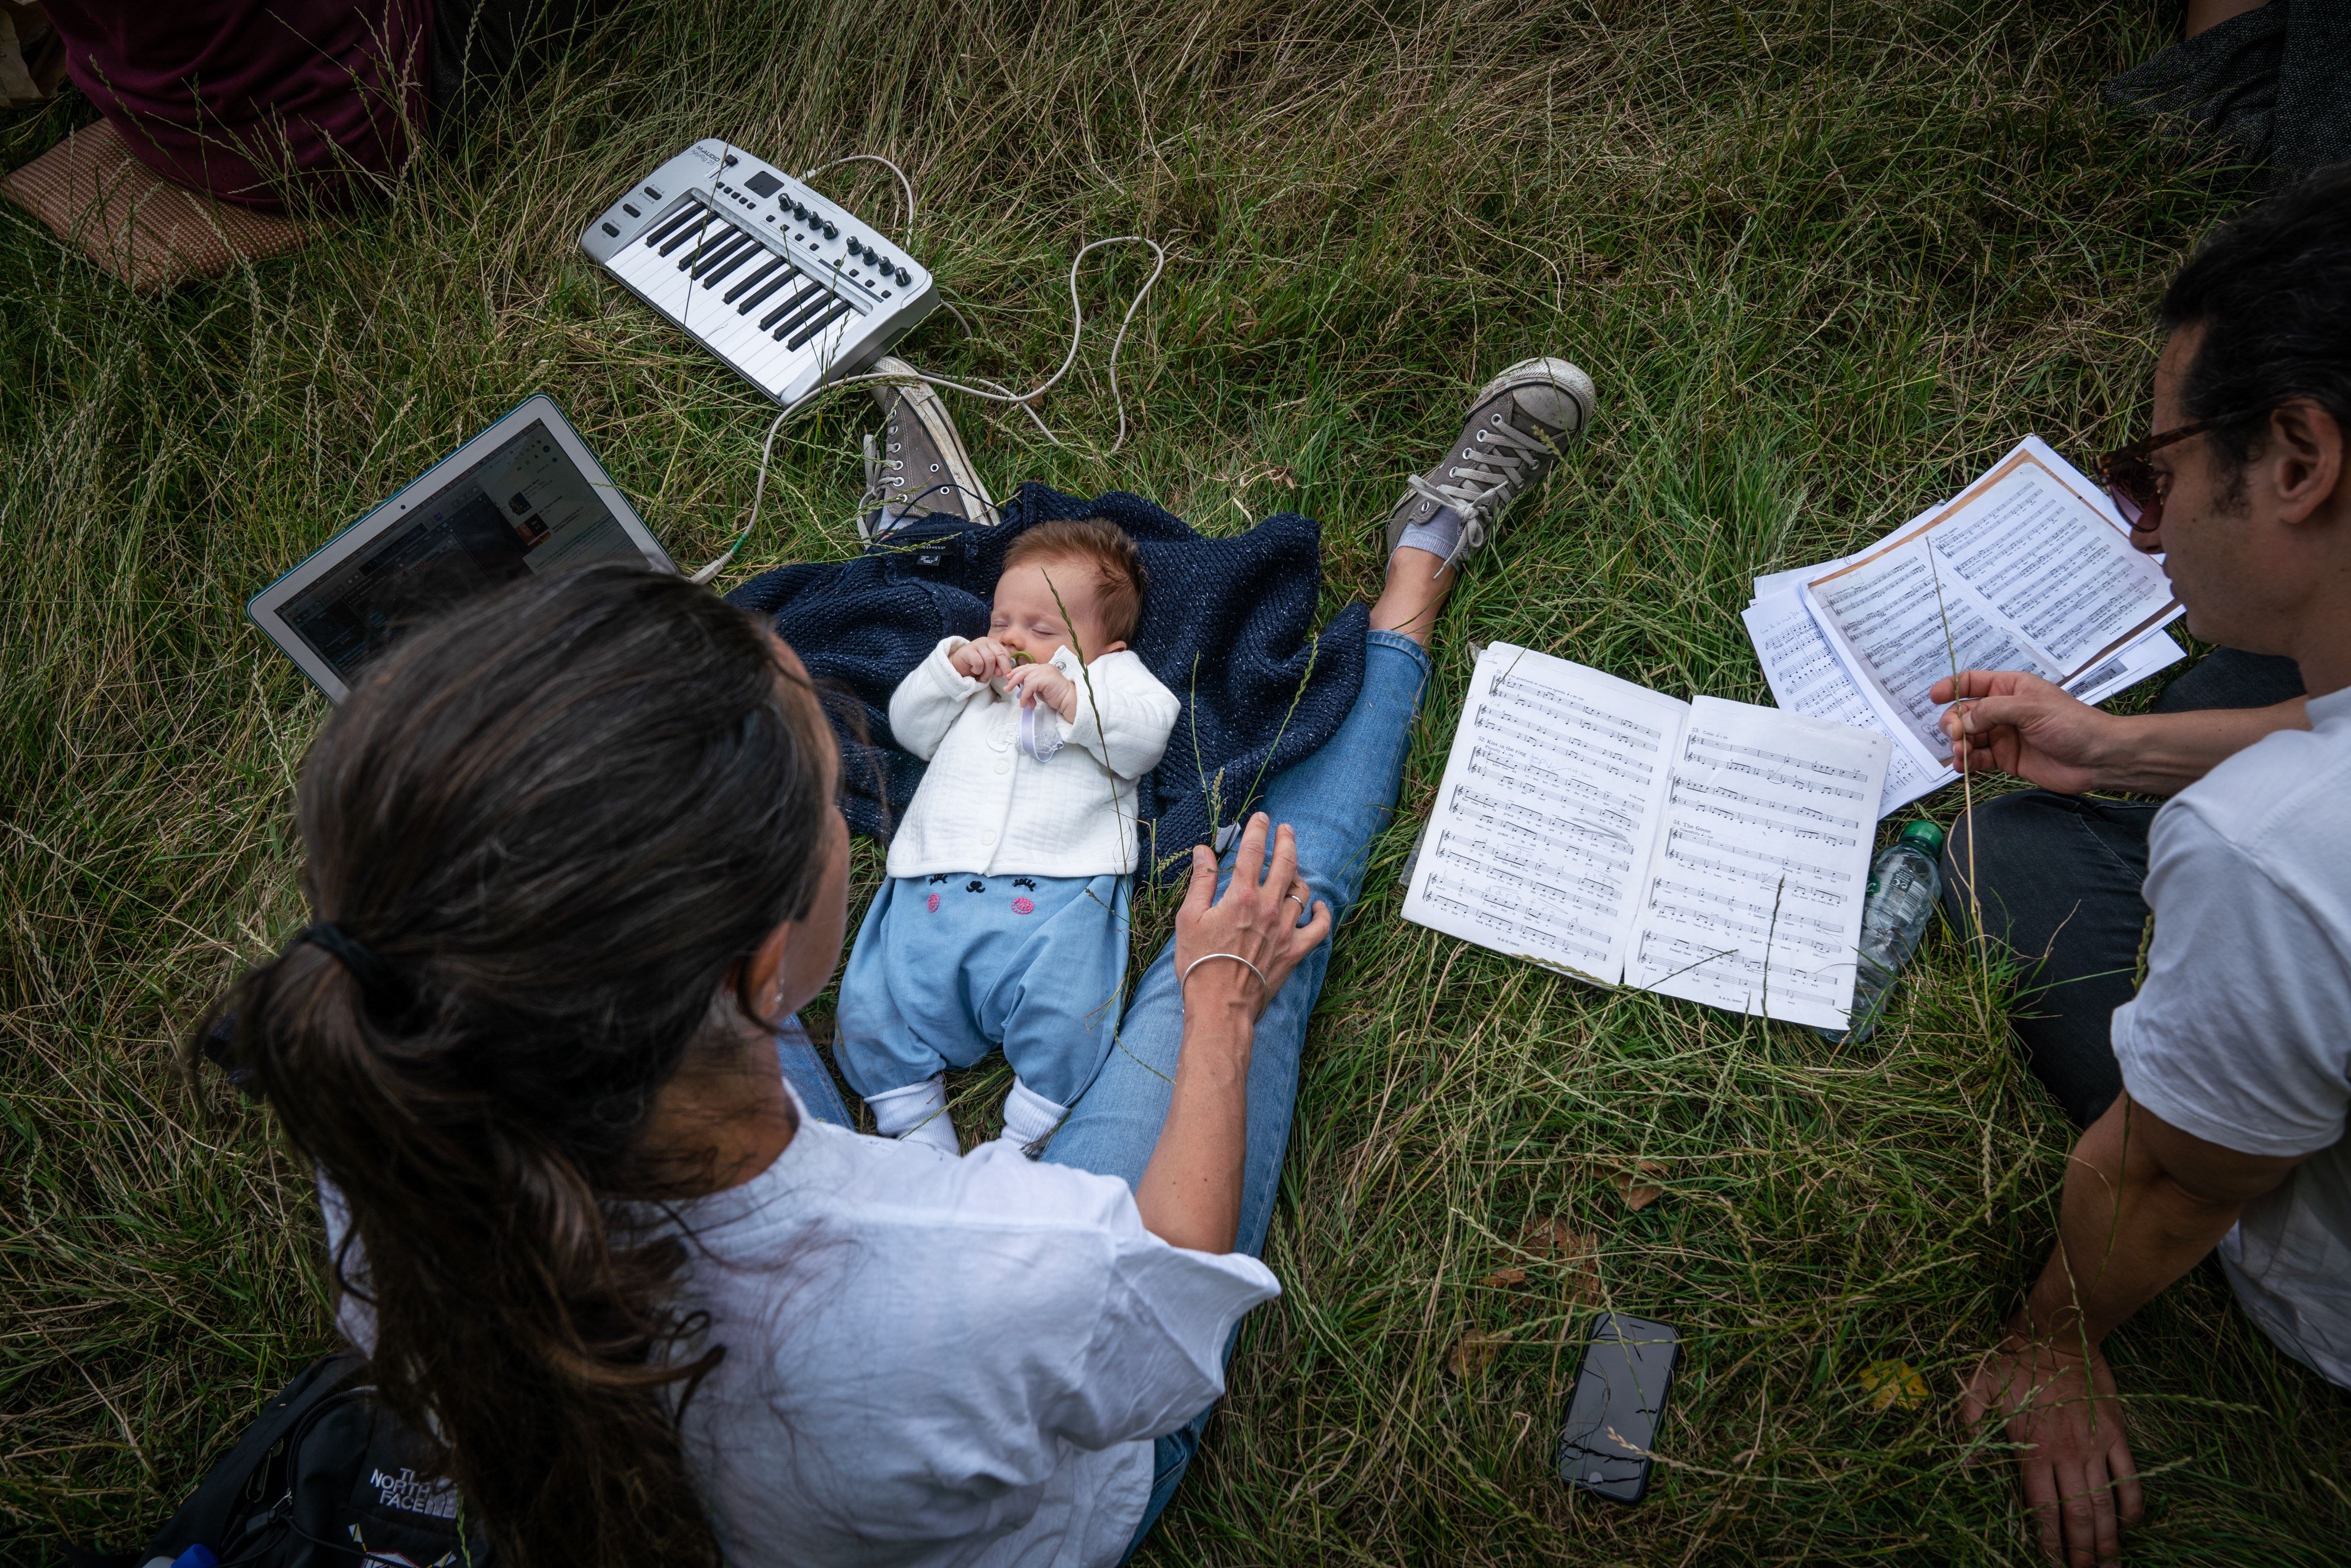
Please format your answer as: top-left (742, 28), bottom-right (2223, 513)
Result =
top-left (995, 1078), bottom-right (1068, 1159)
top-left (865, 1075), bottom-right (961, 1155)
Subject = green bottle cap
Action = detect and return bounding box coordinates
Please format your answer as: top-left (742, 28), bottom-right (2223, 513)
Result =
top-left (1896, 819), bottom-right (1945, 854)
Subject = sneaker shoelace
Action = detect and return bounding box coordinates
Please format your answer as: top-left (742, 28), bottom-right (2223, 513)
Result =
top-left (1404, 413), bottom-right (1562, 560)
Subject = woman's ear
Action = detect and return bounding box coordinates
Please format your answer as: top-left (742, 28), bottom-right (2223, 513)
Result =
top-left (744, 918), bottom-right (796, 1018)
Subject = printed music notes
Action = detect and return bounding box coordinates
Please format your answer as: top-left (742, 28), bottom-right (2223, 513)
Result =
top-left (1401, 645), bottom-right (1890, 1029)
top-left (1799, 438), bottom-right (2184, 778)
top-left (1742, 438), bottom-right (2184, 812)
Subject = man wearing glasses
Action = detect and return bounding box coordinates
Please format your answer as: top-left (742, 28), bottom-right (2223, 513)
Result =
top-left (1934, 162), bottom-right (2349, 1567)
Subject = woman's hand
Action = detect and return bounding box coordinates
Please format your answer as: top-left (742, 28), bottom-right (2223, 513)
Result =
top-left (1137, 812), bottom-right (1332, 1253)
top-left (1173, 812), bottom-right (1332, 1021)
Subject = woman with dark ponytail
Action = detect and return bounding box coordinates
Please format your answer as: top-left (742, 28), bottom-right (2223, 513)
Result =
top-left (205, 564), bottom-right (841, 1564)
top-left (205, 357), bottom-right (1530, 1563)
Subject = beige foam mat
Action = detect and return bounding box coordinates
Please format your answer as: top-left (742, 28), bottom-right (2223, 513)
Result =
top-left (1, 119), bottom-right (312, 292)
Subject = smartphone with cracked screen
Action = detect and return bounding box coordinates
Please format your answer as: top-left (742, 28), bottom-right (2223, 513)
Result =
top-left (1556, 1312), bottom-right (1680, 1504)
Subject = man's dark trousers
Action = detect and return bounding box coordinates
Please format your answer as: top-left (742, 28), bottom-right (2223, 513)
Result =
top-left (1940, 649), bottom-right (2304, 1126)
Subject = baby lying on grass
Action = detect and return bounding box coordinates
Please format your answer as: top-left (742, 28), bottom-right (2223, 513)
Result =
top-left (835, 518), bottom-right (1181, 1155)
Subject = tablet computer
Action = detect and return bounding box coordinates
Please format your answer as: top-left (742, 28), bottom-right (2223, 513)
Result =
top-left (247, 395), bottom-right (675, 701)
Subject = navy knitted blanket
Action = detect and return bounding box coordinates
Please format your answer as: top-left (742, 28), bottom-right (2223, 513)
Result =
top-left (726, 483), bottom-right (1368, 885)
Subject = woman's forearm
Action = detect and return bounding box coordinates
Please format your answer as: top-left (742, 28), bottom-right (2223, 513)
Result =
top-left (2085, 698), bottom-right (2308, 795)
top-left (1134, 987), bottom-right (1254, 1253)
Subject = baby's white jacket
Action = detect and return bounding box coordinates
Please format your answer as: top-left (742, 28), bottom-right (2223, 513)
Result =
top-left (885, 636), bottom-right (1181, 879)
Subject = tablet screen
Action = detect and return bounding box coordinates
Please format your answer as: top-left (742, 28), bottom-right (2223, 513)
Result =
top-left (280, 419), bottom-right (644, 683)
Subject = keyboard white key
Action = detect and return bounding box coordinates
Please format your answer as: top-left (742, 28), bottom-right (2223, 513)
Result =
top-left (581, 141), bottom-right (937, 410)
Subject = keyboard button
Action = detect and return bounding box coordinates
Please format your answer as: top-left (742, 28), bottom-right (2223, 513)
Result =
top-left (601, 222), bottom-right (620, 237)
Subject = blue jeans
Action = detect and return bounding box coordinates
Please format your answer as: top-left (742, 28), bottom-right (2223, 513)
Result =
top-left (779, 629), bottom-right (1432, 1557)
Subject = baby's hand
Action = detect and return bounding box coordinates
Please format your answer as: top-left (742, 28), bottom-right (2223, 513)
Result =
top-left (1005, 662), bottom-right (1078, 722)
top-left (951, 637), bottom-right (1014, 683)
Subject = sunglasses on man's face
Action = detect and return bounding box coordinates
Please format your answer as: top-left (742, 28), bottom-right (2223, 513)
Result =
top-left (2096, 407), bottom-right (2266, 534)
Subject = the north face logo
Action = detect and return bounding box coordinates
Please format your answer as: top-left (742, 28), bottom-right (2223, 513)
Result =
top-left (370, 1466), bottom-right (460, 1520)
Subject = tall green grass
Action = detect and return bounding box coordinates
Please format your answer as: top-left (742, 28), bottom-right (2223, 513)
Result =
top-left (5, 1), bottom-right (2344, 1561)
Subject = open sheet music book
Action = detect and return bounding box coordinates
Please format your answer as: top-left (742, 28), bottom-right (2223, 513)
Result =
top-left (1740, 438), bottom-right (2185, 814)
top-left (1797, 437), bottom-right (2185, 781)
top-left (1400, 644), bottom-right (1890, 1031)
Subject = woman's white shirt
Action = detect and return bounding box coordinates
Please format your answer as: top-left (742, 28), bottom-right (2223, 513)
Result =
top-left (318, 1099), bottom-right (1277, 1566)
top-left (884, 637), bottom-right (1181, 879)
top-left (668, 1100), bottom-right (1275, 1567)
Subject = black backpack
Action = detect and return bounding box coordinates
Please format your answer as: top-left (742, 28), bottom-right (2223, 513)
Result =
top-left (68, 1354), bottom-right (494, 1568)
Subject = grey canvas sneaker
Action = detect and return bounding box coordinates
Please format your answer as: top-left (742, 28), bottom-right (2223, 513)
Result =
top-left (1384, 357), bottom-right (1595, 568)
top-left (859, 356), bottom-right (999, 540)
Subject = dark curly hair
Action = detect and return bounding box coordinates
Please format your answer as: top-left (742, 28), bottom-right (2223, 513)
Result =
top-left (2159, 161), bottom-right (2351, 475)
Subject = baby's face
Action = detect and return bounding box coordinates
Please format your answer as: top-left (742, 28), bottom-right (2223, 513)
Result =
top-left (989, 556), bottom-right (1124, 664)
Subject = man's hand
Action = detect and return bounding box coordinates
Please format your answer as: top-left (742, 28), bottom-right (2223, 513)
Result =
top-left (950, 637), bottom-right (1016, 683)
top-left (1005, 661), bottom-right (1079, 722)
top-left (1932, 670), bottom-right (2114, 795)
top-left (1963, 1327), bottom-right (2143, 1567)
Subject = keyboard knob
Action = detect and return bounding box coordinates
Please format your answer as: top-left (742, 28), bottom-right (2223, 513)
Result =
top-left (896, 267), bottom-right (911, 286)
top-left (823, 222), bottom-right (838, 239)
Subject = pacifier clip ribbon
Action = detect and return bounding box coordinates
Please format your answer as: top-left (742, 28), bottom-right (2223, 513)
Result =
top-left (1018, 699), bottom-right (1065, 763)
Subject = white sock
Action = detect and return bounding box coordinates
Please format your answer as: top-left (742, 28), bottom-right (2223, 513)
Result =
top-left (865, 1076), bottom-right (960, 1155)
top-left (996, 1078), bottom-right (1069, 1155)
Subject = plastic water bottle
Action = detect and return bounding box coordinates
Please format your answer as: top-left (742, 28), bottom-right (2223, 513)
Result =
top-left (1819, 820), bottom-right (1945, 1044)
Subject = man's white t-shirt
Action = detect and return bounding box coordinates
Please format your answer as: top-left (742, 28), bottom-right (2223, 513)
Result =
top-left (665, 1103), bottom-right (1277, 1566)
top-left (2112, 685), bottom-right (2351, 1389)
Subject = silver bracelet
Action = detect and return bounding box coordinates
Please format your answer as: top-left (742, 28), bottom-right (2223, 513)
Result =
top-left (1181, 951), bottom-right (1267, 993)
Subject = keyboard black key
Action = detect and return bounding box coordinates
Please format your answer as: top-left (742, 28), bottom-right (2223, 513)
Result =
top-left (768, 290), bottom-right (834, 340)
top-left (689, 231), bottom-right (756, 278)
top-left (681, 227), bottom-right (747, 274)
top-left (643, 200), bottom-right (704, 248)
top-left (786, 297), bottom-right (856, 349)
top-left (695, 239), bottom-right (762, 288)
top-left (760, 283), bottom-right (824, 331)
top-left (658, 210), bottom-right (717, 257)
top-left (737, 269), bottom-right (798, 315)
top-left (724, 257), bottom-right (785, 304)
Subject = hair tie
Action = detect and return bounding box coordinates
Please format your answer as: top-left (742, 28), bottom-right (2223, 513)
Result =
top-left (294, 921), bottom-right (418, 1023)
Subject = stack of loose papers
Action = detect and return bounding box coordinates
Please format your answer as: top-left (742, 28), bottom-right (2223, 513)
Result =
top-left (1743, 438), bottom-right (2184, 817)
